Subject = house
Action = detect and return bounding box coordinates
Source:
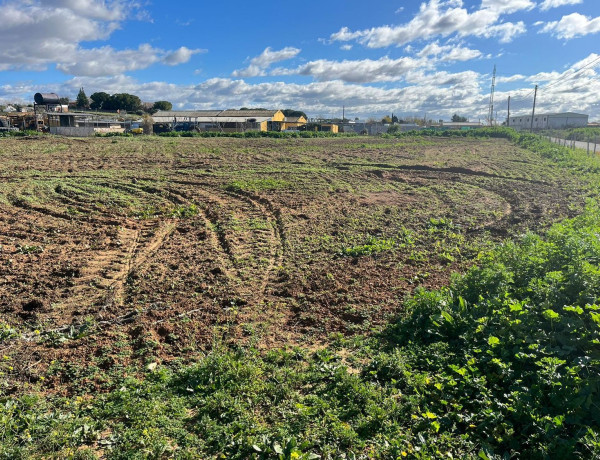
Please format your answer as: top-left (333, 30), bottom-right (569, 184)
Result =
top-left (4, 105), bottom-right (16, 113)
top-left (508, 112), bottom-right (588, 130)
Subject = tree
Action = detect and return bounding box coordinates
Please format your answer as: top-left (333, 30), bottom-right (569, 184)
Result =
top-left (103, 93), bottom-right (142, 112)
top-left (451, 113), bottom-right (468, 122)
top-left (90, 92), bottom-right (110, 110)
top-left (76, 88), bottom-right (89, 109)
top-left (59, 97), bottom-right (69, 105)
top-left (392, 115), bottom-right (398, 123)
top-left (282, 109), bottom-right (308, 119)
top-left (387, 125), bottom-right (400, 134)
top-left (152, 101), bottom-right (173, 112)
top-left (382, 115), bottom-right (392, 124)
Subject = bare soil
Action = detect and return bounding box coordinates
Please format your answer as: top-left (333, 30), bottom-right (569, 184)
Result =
top-left (0, 135), bottom-right (591, 394)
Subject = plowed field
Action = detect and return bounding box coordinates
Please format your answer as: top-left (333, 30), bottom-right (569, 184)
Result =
top-left (0, 135), bottom-right (591, 394)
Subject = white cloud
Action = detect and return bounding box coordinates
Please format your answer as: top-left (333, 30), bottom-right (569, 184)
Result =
top-left (539, 0), bottom-right (583, 11)
top-left (0, 0), bottom-right (199, 75)
top-left (480, 0), bottom-right (535, 14)
top-left (539, 13), bottom-right (600, 39)
top-left (275, 56), bottom-right (429, 83)
top-left (39, 0), bottom-right (129, 21)
top-left (330, 0), bottom-right (528, 48)
top-left (496, 74), bottom-right (526, 83)
top-left (340, 44), bottom-right (353, 51)
top-left (2, 55), bottom-right (600, 121)
top-left (163, 47), bottom-right (205, 66)
top-left (232, 47), bottom-right (301, 77)
top-left (417, 41), bottom-right (482, 61)
top-left (53, 45), bottom-right (204, 77)
top-left (273, 42), bottom-right (483, 84)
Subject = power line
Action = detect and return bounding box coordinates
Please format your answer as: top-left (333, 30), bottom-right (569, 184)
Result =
top-left (542, 54), bottom-right (600, 90)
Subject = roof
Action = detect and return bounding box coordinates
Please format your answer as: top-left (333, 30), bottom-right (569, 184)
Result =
top-left (545, 112), bottom-right (588, 118)
top-left (213, 116), bottom-right (270, 123)
top-left (284, 116), bottom-right (305, 123)
top-left (153, 116), bottom-right (271, 123)
top-left (153, 110), bottom-right (223, 118)
top-left (219, 109), bottom-right (280, 117)
top-left (511, 112), bottom-right (589, 118)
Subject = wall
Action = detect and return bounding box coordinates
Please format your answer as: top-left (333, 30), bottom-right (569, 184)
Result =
top-left (50, 127), bottom-right (95, 137)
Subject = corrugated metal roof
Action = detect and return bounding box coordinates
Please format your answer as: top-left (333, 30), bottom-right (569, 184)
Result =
top-left (153, 116), bottom-right (270, 123)
top-left (218, 109), bottom-right (279, 117)
top-left (153, 110), bottom-right (223, 118)
top-left (545, 112), bottom-right (588, 118)
top-left (284, 117), bottom-right (305, 122)
top-left (211, 117), bottom-right (270, 123)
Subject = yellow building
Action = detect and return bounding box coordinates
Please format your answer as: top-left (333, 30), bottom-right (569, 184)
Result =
top-left (320, 123), bottom-right (338, 133)
top-left (281, 115), bottom-right (307, 130)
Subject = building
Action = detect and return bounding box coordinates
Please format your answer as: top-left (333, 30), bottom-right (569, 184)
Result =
top-left (152, 109), bottom-right (286, 132)
top-left (341, 122), bottom-right (387, 135)
top-left (508, 112), bottom-right (588, 130)
top-left (46, 113), bottom-right (127, 136)
top-left (440, 121), bottom-right (483, 130)
top-left (281, 116), bottom-right (307, 130)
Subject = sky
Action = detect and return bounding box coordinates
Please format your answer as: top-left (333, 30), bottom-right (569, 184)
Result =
top-left (1, 0), bottom-right (600, 121)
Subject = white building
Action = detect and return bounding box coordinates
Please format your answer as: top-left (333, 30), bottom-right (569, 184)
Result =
top-left (508, 112), bottom-right (588, 130)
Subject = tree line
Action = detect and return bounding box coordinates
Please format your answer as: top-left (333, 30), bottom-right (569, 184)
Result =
top-left (74, 88), bottom-right (172, 114)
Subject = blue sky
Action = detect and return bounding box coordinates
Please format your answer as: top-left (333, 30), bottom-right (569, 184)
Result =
top-left (1, 0), bottom-right (600, 120)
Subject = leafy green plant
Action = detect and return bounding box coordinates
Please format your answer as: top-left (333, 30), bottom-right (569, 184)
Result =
top-left (340, 235), bottom-right (396, 257)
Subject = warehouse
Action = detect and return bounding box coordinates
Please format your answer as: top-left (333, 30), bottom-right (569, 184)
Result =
top-left (152, 109), bottom-right (286, 132)
top-left (508, 112), bottom-right (588, 130)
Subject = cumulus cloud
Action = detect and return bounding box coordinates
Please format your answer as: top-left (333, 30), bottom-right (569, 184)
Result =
top-left (538, 13), bottom-right (600, 39)
top-left (232, 47), bottom-right (301, 77)
top-left (274, 56), bottom-right (430, 83)
top-left (0, 0), bottom-right (200, 75)
top-left (163, 47), bottom-right (205, 66)
top-left (496, 74), bottom-right (526, 83)
top-left (53, 45), bottom-right (204, 77)
top-left (330, 0), bottom-right (528, 48)
top-left (2, 55), bottom-right (600, 121)
top-left (539, 0), bottom-right (583, 11)
top-left (273, 42), bottom-right (483, 84)
top-left (39, 0), bottom-right (129, 21)
top-left (480, 0), bottom-right (535, 14)
top-left (417, 41), bottom-right (482, 61)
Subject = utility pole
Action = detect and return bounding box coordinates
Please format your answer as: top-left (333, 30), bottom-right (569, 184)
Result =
top-left (488, 65), bottom-right (496, 126)
top-left (342, 105), bottom-right (345, 122)
top-left (507, 96), bottom-right (510, 127)
top-left (530, 85), bottom-right (538, 132)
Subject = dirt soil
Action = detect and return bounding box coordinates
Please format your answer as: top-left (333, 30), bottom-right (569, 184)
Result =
top-left (0, 135), bottom-right (592, 394)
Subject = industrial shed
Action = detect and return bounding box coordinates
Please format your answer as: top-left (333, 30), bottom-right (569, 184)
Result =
top-left (47, 113), bottom-right (127, 136)
top-left (152, 109), bottom-right (285, 132)
top-left (508, 112), bottom-right (589, 130)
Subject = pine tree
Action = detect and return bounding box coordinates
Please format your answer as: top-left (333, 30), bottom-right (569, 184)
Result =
top-left (76, 88), bottom-right (89, 109)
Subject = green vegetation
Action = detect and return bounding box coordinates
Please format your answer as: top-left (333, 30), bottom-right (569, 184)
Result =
top-left (0, 129), bottom-right (42, 138)
top-left (341, 235), bottom-right (396, 257)
top-left (1, 130), bottom-right (600, 457)
top-left (157, 130), bottom-right (357, 138)
top-left (1, 204), bottom-right (599, 458)
top-left (225, 178), bottom-right (291, 193)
